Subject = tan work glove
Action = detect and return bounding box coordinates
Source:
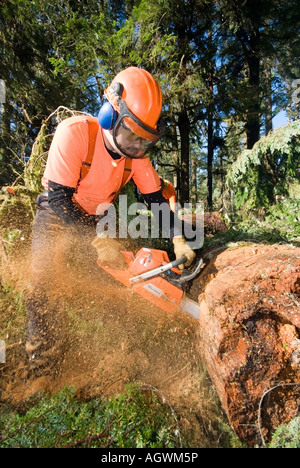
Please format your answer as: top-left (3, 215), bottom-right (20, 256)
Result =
top-left (92, 235), bottom-right (127, 269)
top-left (173, 236), bottom-right (196, 270)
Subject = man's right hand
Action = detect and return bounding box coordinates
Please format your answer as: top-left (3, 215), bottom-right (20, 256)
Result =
top-left (173, 236), bottom-right (196, 270)
top-left (92, 235), bottom-right (127, 269)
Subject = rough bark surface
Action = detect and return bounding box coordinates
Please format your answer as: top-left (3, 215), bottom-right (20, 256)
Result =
top-left (196, 244), bottom-right (300, 444)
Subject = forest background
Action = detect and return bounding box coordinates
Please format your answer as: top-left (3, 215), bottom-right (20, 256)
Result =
top-left (0, 0), bottom-right (299, 220)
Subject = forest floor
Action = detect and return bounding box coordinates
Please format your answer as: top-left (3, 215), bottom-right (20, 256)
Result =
top-left (0, 200), bottom-right (299, 448)
top-left (0, 203), bottom-right (235, 448)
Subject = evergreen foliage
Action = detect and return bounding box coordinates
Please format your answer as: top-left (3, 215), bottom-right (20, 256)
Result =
top-left (226, 121), bottom-right (300, 212)
top-left (1, 0), bottom-right (299, 205)
top-left (0, 385), bottom-right (181, 448)
top-left (269, 417), bottom-right (300, 449)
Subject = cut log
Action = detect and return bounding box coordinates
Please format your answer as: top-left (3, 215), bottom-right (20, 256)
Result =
top-left (181, 211), bottom-right (228, 236)
top-left (197, 244), bottom-right (300, 445)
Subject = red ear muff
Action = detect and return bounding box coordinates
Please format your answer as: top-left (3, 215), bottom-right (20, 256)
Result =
top-left (98, 101), bottom-right (118, 130)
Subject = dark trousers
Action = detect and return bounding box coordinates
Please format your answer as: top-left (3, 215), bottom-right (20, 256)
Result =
top-left (26, 198), bottom-right (98, 376)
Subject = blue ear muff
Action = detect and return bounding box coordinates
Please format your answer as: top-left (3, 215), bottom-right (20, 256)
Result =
top-left (98, 101), bottom-right (118, 130)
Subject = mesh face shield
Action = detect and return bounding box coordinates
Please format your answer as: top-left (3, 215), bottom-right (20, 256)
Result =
top-left (113, 100), bottom-right (165, 159)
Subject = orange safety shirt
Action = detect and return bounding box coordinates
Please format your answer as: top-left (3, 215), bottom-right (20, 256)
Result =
top-left (42, 116), bottom-right (161, 215)
top-left (161, 179), bottom-right (177, 213)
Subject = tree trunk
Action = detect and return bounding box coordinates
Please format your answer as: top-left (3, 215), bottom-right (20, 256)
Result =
top-left (206, 22), bottom-right (214, 210)
top-left (244, 29), bottom-right (261, 149)
top-left (264, 62), bottom-right (273, 135)
top-left (178, 110), bottom-right (190, 205)
top-left (196, 244), bottom-right (300, 445)
top-left (207, 74), bottom-right (214, 210)
top-left (0, 100), bottom-right (13, 185)
top-left (245, 52), bottom-right (261, 149)
top-left (207, 109), bottom-right (214, 209)
top-left (236, 23), bottom-right (261, 150)
top-left (191, 154), bottom-right (197, 210)
top-left (172, 150), bottom-right (180, 202)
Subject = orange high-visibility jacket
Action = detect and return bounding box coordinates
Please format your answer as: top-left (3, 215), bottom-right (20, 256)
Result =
top-left (43, 116), bottom-right (161, 215)
top-left (160, 178), bottom-right (177, 212)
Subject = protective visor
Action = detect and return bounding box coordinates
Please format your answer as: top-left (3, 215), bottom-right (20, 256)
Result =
top-left (113, 100), bottom-right (165, 159)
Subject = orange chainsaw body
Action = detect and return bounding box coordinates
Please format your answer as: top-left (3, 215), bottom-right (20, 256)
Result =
top-left (97, 248), bottom-right (184, 313)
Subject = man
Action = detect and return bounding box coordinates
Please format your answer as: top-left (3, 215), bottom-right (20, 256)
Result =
top-left (26, 67), bottom-right (196, 376)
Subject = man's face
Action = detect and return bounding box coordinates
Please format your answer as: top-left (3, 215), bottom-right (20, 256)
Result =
top-left (102, 127), bottom-right (148, 159)
top-left (101, 94), bottom-right (164, 159)
top-left (114, 121), bottom-right (149, 159)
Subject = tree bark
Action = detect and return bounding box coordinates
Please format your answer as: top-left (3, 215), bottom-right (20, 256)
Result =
top-left (236, 25), bottom-right (261, 149)
top-left (178, 110), bottom-right (190, 205)
top-left (245, 51), bottom-right (261, 149)
top-left (196, 244), bottom-right (300, 445)
top-left (207, 106), bottom-right (214, 209)
top-left (191, 154), bottom-right (197, 210)
top-left (264, 61), bottom-right (273, 135)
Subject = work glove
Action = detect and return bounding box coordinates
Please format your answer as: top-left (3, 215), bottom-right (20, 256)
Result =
top-left (173, 236), bottom-right (196, 270)
top-left (92, 235), bottom-right (127, 269)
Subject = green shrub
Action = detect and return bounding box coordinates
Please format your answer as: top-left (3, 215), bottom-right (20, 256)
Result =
top-left (269, 417), bottom-right (300, 449)
top-left (227, 121), bottom-right (300, 213)
top-left (0, 385), bottom-right (182, 448)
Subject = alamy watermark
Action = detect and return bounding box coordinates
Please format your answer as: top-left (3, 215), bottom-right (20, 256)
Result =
top-left (0, 340), bottom-right (5, 364)
top-left (95, 196), bottom-right (204, 250)
top-left (292, 79), bottom-right (300, 105)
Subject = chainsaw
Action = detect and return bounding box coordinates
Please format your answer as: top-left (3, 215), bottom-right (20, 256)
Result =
top-left (97, 248), bottom-right (204, 319)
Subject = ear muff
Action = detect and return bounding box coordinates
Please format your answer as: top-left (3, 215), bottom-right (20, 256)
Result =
top-left (98, 82), bottom-right (124, 130)
top-left (98, 101), bottom-right (118, 130)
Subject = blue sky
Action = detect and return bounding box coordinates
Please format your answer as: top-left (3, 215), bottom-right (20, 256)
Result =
top-left (273, 109), bottom-right (289, 129)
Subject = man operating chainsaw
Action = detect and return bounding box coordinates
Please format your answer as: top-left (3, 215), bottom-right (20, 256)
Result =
top-left (26, 67), bottom-right (196, 377)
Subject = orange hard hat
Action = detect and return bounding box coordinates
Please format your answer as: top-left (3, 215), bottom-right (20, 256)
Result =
top-left (104, 67), bottom-right (163, 140)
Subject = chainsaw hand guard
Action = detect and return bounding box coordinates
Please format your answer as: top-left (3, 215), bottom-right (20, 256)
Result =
top-left (173, 236), bottom-right (196, 270)
top-left (173, 258), bottom-right (204, 284)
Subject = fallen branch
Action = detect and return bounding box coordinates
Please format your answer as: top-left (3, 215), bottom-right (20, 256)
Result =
top-left (58, 426), bottom-right (110, 449)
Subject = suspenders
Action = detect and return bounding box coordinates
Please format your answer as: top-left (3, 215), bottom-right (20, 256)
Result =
top-left (77, 118), bottom-right (132, 195)
top-left (79, 119), bottom-right (99, 183)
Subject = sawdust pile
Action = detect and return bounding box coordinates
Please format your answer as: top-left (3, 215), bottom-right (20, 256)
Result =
top-left (0, 221), bottom-right (227, 448)
top-left (1, 203), bottom-right (300, 446)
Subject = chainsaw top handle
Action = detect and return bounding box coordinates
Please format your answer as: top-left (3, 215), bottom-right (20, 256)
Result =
top-left (170, 256), bottom-right (187, 269)
top-left (175, 257), bottom-right (204, 284)
top-left (129, 255), bottom-right (187, 285)
top-left (128, 252), bottom-right (203, 286)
